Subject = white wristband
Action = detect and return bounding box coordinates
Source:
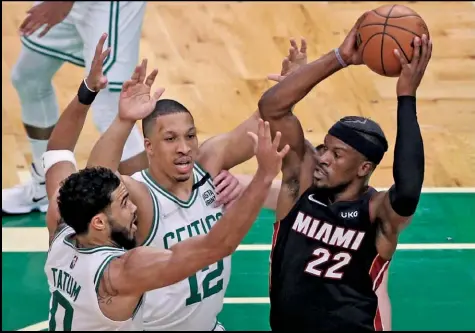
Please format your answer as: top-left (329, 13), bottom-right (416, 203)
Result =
top-left (334, 48), bottom-right (348, 68)
top-left (42, 150), bottom-right (78, 175)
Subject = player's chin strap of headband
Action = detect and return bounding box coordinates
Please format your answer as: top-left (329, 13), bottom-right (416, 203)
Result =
top-left (328, 122), bottom-right (388, 165)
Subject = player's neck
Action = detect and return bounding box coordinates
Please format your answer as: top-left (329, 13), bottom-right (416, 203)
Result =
top-left (148, 165), bottom-right (195, 201)
top-left (331, 181), bottom-right (367, 203)
top-left (75, 234), bottom-right (119, 249)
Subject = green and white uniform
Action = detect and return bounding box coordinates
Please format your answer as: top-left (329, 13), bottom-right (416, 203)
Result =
top-left (45, 226), bottom-right (145, 331)
top-left (132, 164), bottom-right (230, 331)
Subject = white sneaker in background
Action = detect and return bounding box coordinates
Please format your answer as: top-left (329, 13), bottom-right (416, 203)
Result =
top-left (2, 163), bottom-right (49, 215)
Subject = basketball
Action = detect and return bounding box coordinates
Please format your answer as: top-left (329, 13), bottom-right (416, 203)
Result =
top-left (356, 4), bottom-right (430, 77)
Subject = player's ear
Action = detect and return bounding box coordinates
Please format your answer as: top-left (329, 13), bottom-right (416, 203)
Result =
top-left (144, 137), bottom-right (153, 156)
top-left (90, 213), bottom-right (108, 232)
top-left (358, 161), bottom-right (373, 178)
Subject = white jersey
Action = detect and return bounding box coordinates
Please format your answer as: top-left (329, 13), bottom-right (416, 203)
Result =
top-left (45, 226), bottom-right (145, 331)
top-left (132, 163), bottom-right (231, 331)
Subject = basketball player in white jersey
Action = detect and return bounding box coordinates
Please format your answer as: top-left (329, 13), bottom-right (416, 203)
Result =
top-left (85, 35), bottom-right (313, 330)
top-left (3, 1), bottom-right (147, 216)
top-left (43, 33), bottom-right (289, 331)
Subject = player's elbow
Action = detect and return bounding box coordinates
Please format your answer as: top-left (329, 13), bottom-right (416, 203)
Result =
top-left (388, 185), bottom-right (421, 217)
top-left (258, 93), bottom-right (288, 121)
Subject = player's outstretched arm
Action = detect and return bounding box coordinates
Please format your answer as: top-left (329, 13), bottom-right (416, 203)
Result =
top-left (87, 59), bottom-right (164, 173)
top-left (101, 120), bottom-right (290, 298)
top-left (370, 35), bottom-right (432, 260)
top-left (197, 37), bottom-right (310, 178)
top-left (44, 33), bottom-right (110, 241)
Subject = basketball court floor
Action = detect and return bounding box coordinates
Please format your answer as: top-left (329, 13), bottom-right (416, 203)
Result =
top-left (2, 189), bottom-right (475, 331)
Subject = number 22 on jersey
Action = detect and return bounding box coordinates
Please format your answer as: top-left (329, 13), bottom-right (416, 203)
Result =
top-left (304, 248), bottom-right (352, 279)
top-left (186, 259), bottom-right (224, 306)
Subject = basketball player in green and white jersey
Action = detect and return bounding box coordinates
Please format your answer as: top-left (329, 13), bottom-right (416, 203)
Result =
top-left (42, 33), bottom-right (288, 331)
top-left (85, 36), bottom-right (309, 330)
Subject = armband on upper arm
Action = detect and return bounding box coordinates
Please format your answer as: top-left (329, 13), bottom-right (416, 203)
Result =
top-left (42, 150), bottom-right (77, 175)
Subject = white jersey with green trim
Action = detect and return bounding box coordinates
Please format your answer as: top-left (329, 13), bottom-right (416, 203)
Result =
top-left (44, 225), bottom-right (145, 331)
top-left (131, 163), bottom-right (231, 331)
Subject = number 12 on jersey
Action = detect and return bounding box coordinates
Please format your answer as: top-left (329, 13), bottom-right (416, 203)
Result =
top-left (304, 248), bottom-right (352, 279)
top-left (186, 259), bottom-right (224, 306)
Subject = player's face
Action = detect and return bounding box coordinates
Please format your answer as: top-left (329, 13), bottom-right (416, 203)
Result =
top-left (146, 113), bottom-right (199, 183)
top-left (313, 134), bottom-right (367, 189)
top-left (106, 182), bottom-right (138, 250)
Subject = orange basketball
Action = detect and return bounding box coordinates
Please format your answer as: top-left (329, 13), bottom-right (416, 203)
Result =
top-left (356, 4), bottom-right (430, 77)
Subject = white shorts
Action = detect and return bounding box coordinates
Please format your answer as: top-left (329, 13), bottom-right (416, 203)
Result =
top-left (20, 1), bottom-right (146, 92)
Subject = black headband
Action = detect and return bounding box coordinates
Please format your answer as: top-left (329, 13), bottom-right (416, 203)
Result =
top-left (328, 122), bottom-right (387, 164)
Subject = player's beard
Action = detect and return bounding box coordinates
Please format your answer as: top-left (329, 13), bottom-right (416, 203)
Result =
top-left (108, 216), bottom-right (137, 250)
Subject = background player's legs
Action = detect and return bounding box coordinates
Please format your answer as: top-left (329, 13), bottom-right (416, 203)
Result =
top-left (77, 1), bottom-right (147, 174)
top-left (2, 2), bottom-right (84, 215)
top-left (2, 47), bottom-right (63, 215)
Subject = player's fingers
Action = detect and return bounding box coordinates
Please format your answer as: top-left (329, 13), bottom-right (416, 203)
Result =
top-left (263, 121), bottom-right (271, 143)
top-left (289, 38), bottom-right (298, 51)
top-left (213, 170), bottom-right (228, 188)
top-left (267, 74), bottom-right (284, 82)
top-left (393, 49), bottom-right (407, 67)
top-left (95, 33), bottom-right (108, 56)
top-left (100, 47), bottom-right (111, 64)
top-left (300, 37), bottom-right (307, 54)
top-left (272, 131), bottom-right (282, 151)
top-left (38, 24), bottom-right (52, 38)
top-left (411, 36), bottom-right (421, 67)
top-left (289, 47), bottom-right (297, 62)
top-left (417, 34), bottom-right (428, 69)
top-left (216, 178), bottom-right (238, 205)
top-left (145, 69), bottom-right (159, 87)
top-left (278, 144), bottom-right (291, 158)
top-left (19, 15), bottom-right (33, 32)
top-left (23, 20), bottom-right (42, 36)
top-left (131, 64), bottom-right (141, 82)
top-left (355, 11), bottom-right (369, 29)
top-left (256, 118), bottom-right (265, 139)
top-left (152, 88), bottom-right (165, 102)
top-left (281, 57), bottom-right (290, 75)
top-left (214, 176), bottom-right (231, 195)
top-left (138, 59), bottom-right (148, 83)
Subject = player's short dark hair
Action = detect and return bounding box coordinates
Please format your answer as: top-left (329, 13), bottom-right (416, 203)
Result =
top-left (57, 167), bottom-right (121, 235)
top-left (142, 99), bottom-right (193, 138)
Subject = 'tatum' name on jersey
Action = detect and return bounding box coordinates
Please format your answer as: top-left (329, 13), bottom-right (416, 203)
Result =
top-left (292, 211), bottom-right (365, 251)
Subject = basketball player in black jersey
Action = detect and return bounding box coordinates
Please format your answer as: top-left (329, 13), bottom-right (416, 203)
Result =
top-left (258, 14), bottom-right (432, 332)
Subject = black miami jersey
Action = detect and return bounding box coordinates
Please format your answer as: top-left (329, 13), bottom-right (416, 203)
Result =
top-left (269, 186), bottom-right (390, 331)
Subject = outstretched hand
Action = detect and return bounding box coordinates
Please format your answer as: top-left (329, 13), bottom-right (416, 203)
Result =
top-left (394, 34), bottom-right (432, 96)
top-left (268, 38), bottom-right (308, 82)
top-left (85, 33), bottom-right (111, 92)
top-left (248, 119), bottom-right (290, 182)
top-left (118, 59), bottom-right (165, 121)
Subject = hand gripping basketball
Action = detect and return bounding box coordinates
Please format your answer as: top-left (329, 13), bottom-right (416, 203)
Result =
top-left (247, 119), bottom-right (290, 182)
top-left (118, 59), bottom-right (166, 121)
top-left (394, 34), bottom-right (432, 96)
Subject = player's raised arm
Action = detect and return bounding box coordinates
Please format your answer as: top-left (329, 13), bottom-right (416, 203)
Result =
top-left (196, 38), bottom-right (311, 178)
top-left (87, 59), bottom-right (164, 173)
top-left (370, 35), bottom-right (431, 259)
top-left (43, 33), bottom-right (110, 241)
top-left (102, 120), bottom-right (290, 296)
